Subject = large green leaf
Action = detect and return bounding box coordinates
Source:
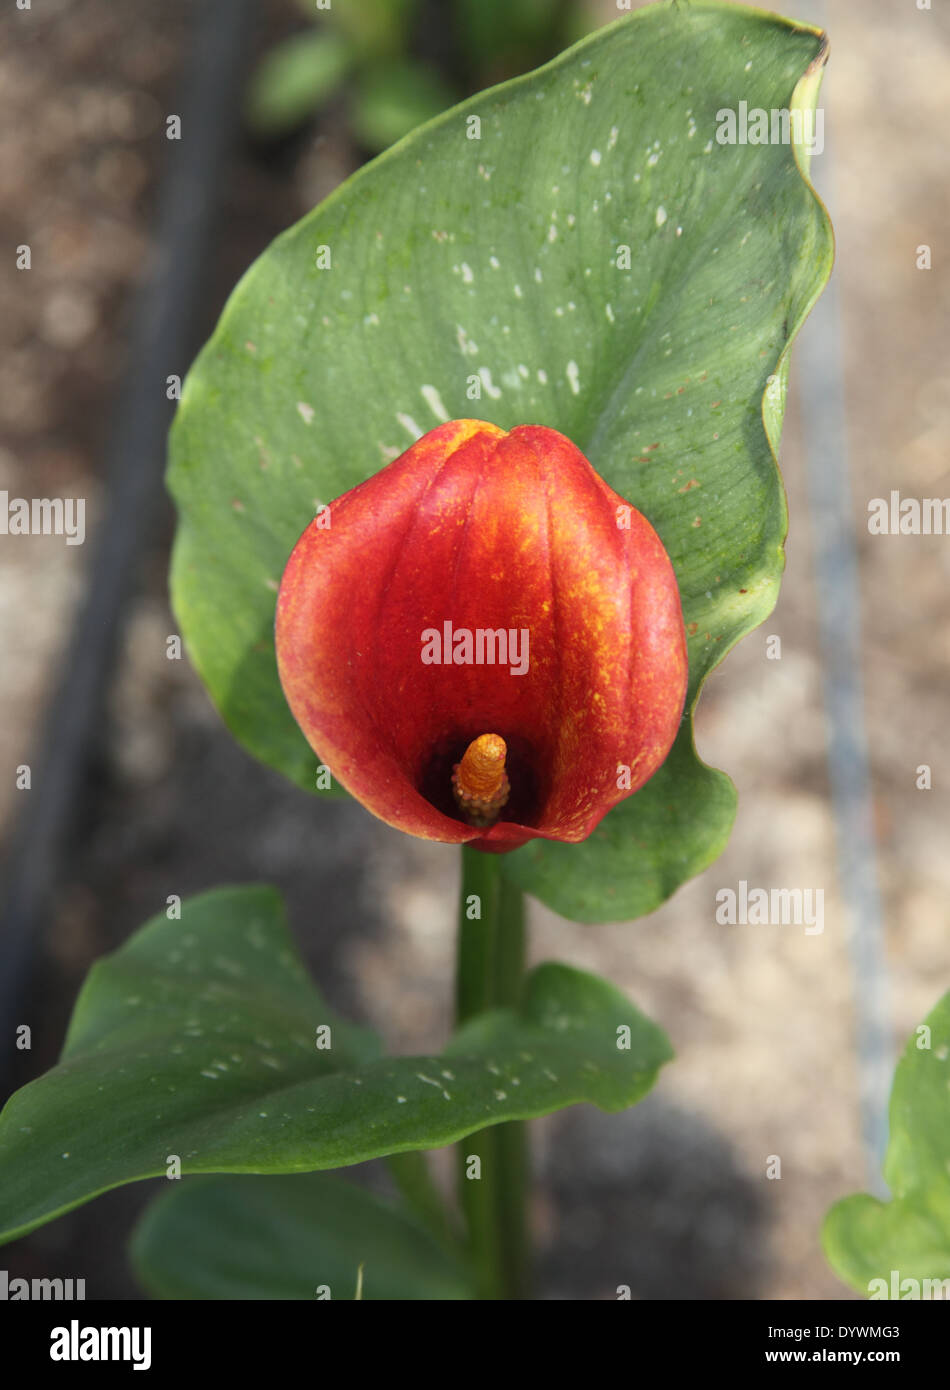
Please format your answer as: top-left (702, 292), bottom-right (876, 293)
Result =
top-left (132, 1173), bottom-right (472, 1300)
top-left (168, 1), bottom-right (833, 921)
top-left (0, 886), bottom-right (670, 1247)
top-left (823, 992), bottom-right (950, 1299)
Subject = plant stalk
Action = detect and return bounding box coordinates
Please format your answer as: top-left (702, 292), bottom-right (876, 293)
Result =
top-left (456, 845), bottom-right (528, 1299)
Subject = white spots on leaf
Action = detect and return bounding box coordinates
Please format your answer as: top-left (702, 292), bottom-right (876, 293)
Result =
top-left (608, 125), bottom-right (619, 149)
top-left (547, 224), bottom-right (558, 243)
top-left (489, 255), bottom-right (500, 269)
top-left (213, 955), bottom-right (245, 979)
top-left (200, 1069), bottom-right (219, 1080)
top-left (517, 364), bottom-right (529, 379)
top-left (478, 367), bottom-right (502, 400)
top-left (296, 402), bottom-right (315, 425)
top-left (605, 303), bottom-right (615, 324)
top-left (364, 312), bottom-right (380, 327)
top-left (656, 205), bottom-right (668, 227)
top-left (513, 283), bottom-right (523, 298)
top-left (647, 151), bottom-right (660, 167)
top-left (396, 412), bottom-right (423, 440)
top-left (417, 1070), bottom-right (452, 1100)
top-left (589, 149), bottom-right (602, 166)
top-left (421, 384), bottom-right (449, 422)
top-left (537, 368), bottom-right (548, 384)
top-left (534, 267), bottom-right (543, 283)
top-left (494, 1090), bottom-right (507, 1101)
top-left (566, 360), bottom-right (581, 395)
top-left (460, 261), bottom-right (474, 284)
top-left (456, 324), bottom-right (478, 357)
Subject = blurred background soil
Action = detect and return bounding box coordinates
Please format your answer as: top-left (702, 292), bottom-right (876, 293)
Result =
top-left (1, 0), bottom-right (947, 1299)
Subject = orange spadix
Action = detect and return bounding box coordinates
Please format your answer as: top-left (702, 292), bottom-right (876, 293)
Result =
top-left (452, 734), bottom-right (511, 827)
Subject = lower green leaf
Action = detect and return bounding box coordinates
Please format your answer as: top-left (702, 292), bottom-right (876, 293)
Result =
top-left (132, 1172), bottom-right (472, 1300)
top-left (0, 886), bottom-right (671, 1248)
top-left (822, 991), bottom-right (950, 1299)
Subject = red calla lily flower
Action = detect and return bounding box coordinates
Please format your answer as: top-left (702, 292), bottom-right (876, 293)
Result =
top-left (276, 420), bottom-right (688, 853)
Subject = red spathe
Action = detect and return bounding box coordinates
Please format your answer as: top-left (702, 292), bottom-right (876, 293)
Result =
top-left (276, 420), bottom-right (688, 852)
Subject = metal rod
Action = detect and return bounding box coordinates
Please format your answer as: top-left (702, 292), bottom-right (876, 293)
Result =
top-left (794, 1), bottom-right (892, 1184)
top-left (0, 0), bottom-right (256, 1086)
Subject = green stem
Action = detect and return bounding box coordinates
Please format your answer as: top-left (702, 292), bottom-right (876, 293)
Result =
top-left (386, 1149), bottom-right (460, 1253)
top-left (456, 845), bottom-right (528, 1299)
